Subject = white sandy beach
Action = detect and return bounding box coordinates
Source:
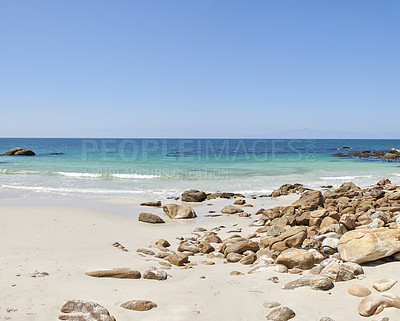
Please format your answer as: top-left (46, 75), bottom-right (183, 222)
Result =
top-left (0, 193), bottom-right (399, 321)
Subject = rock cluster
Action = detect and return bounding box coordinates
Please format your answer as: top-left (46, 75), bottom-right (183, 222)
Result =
top-left (1, 147), bottom-right (35, 156)
top-left (333, 148), bottom-right (400, 162)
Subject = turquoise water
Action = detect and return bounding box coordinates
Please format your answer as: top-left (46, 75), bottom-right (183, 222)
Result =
top-left (1, 138), bottom-right (400, 198)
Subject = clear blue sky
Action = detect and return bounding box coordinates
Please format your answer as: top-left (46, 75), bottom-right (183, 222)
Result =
top-left (1, 0), bottom-right (399, 138)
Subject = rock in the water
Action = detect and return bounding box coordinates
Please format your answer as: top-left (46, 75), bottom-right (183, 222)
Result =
top-left (282, 275), bottom-right (332, 291)
top-left (162, 204), bottom-right (197, 219)
top-left (181, 189), bottom-right (207, 202)
top-left (373, 279), bottom-right (398, 292)
top-left (143, 266), bottom-right (167, 280)
top-left (3, 147), bottom-right (36, 156)
top-left (358, 293), bottom-right (400, 316)
top-left (85, 268), bottom-right (141, 279)
top-left (138, 212), bottom-right (165, 224)
top-left (266, 306), bottom-right (296, 321)
top-left (59, 300), bottom-right (115, 321)
top-left (338, 228), bottom-right (400, 264)
top-left (276, 248), bottom-right (314, 270)
top-left (221, 205), bottom-right (244, 214)
top-left (120, 300), bottom-right (157, 311)
top-left (348, 284), bottom-right (371, 297)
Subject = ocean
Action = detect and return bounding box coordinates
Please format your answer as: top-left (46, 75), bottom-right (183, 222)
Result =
top-left (1, 138), bottom-right (400, 199)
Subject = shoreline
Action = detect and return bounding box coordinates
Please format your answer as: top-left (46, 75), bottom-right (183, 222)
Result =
top-left (1, 181), bottom-right (400, 320)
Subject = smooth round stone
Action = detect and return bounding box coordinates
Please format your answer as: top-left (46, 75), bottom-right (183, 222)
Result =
top-left (263, 301), bottom-right (281, 308)
top-left (348, 284), bottom-right (371, 297)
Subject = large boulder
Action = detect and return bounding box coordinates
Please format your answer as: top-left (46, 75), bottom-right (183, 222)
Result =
top-left (292, 190), bottom-right (323, 210)
top-left (338, 228), bottom-right (400, 264)
top-left (224, 239), bottom-right (260, 256)
top-left (181, 189), bottom-right (207, 202)
top-left (276, 248), bottom-right (315, 270)
top-left (162, 204), bottom-right (197, 219)
top-left (3, 147), bottom-right (35, 156)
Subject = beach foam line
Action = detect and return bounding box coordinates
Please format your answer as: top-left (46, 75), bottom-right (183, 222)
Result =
top-left (56, 171), bottom-right (102, 178)
top-left (111, 173), bottom-right (160, 179)
top-left (0, 184), bottom-right (166, 195)
top-left (320, 175), bottom-right (373, 180)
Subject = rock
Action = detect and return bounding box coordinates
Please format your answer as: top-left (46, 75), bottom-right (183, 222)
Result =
top-left (143, 266), bottom-right (167, 280)
top-left (204, 234), bottom-right (223, 243)
top-left (136, 248), bottom-right (155, 256)
top-left (59, 300), bottom-right (115, 321)
top-left (85, 268), bottom-right (141, 279)
top-left (163, 252), bottom-right (189, 266)
top-left (319, 318), bottom-right (335, 321)
top-left (221, 205), bottom-right (244, 214)
top-left (234, 199), bottom-right (246, 205)
top-left (226, 252), bottom-right (243, 262)
top-left (266, 307), bottom-right (295, 321)
top-left (138, 212), bottom-right (165, 224)
top-left (181, 189), bottom-right (207, 202)
top-left (389, 191), bottom-right (400, 201)
top-left (338, 228), bottom-right (400, 264)
top-left (282, 275), bottom-right (333, 291)
top-left (320, 262), bottom-right (354, 282)
top-left (206, 192), bottom-right (244, 200)
top-left (230, 270), bottom-right (244, 275)
top-left (240, 253), bottom-right (257, 265)
top-left (140, 201), bottom-right (161, 207)
top-left (358, 293), bottom-right (400, 317)
top-left (198, 242), bottom-right (215, 254)
top-left (377, 179), bottom-right (391, 186)
top-left (348, 284), bottom-right (371, 297)
top-left (155, 238), bottom-right (170, 247)
top-left (224, 240), bottom-right (260, 256)
top-left (276, 248), bottom-right (314, 270)
top-left (162, 204), bottom-right (197, 219)
top-left (292, 190), bottom-right (323, 210)
top-left (321, 237), bottom-right (340, 255)
top-left (263, 301), bottom-right (281, 308)
top-left (177, 242), bottom-right (200, 254)
top-left (120, 300), bottom-right (157, 311)
top-left (373, 279), bottom-right (398, 292)
top-left (3, 147), bottom-right (36, 156)
top-left (266, 226), bottom-right (307, 252)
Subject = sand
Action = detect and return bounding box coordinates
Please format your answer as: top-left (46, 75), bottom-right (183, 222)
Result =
top-left (0, 194), bottom-right (399, 321)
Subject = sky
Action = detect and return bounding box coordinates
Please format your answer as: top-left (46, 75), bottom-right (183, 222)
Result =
top-left (0, 0), bottom-right (399, 138)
